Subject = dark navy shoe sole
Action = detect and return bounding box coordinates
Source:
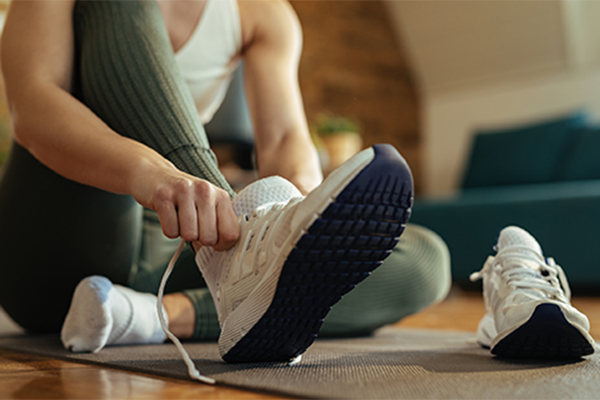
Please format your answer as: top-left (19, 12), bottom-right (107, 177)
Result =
top-left (222, 144), bottom-right (414, 363)
top-left (492, 303), bottom-right (595, 360)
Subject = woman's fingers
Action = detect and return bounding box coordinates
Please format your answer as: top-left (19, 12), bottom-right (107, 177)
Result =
top-left (156, 200), bottom-right (179, 239)
top-left (213, 196), bottom-right (240, 251)
top-left (194, 181), bottom-right (218, 247)
top-left (153, 176), bottom-right (239, 249)
top-left (177, 184), bottom-right (199, 242)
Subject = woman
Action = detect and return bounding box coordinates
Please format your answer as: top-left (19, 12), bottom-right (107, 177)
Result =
top-left (0, 0), bottom-right (450, 357)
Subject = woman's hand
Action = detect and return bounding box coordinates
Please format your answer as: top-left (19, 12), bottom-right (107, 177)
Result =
top-left (132, 162), bottom-right (240, 251)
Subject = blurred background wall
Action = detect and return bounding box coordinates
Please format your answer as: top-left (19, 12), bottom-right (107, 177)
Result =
top-left (386, 0), bottom-right (600, 196)
top-left (0, 1), bottom-right (9, 173)
top-left (290, 0), bottom-right (422, 191)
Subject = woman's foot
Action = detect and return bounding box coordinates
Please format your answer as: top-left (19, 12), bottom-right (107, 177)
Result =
top-left (61, 276), bottom-right (167, 353)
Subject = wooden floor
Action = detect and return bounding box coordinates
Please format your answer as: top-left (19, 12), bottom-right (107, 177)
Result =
top-left (1, 287), bottom-right (599, 399)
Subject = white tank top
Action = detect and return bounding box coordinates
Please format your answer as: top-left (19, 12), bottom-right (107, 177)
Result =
top-left (175, 0), bottom-right (242, 124)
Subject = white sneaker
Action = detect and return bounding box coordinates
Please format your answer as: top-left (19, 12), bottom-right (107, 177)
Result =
top-left (197, 144), bottom-right (413, 363)
top-left (470, 226), bottom-right (595, 359)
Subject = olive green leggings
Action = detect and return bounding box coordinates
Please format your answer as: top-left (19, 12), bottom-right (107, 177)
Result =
top-left (0, 0), bottom-right (450, 338)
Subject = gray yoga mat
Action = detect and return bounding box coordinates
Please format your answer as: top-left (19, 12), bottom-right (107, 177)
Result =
top-left (1, 327), bottom-right (599, 399)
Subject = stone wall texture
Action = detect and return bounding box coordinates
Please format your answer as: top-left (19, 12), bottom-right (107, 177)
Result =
top-left (290, 0), bottom-right (422, 192)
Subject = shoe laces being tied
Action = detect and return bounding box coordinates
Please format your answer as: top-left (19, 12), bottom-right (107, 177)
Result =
top-left (470, 244), bottom-right (572, 303)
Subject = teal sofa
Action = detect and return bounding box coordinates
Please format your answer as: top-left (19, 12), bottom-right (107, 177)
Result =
top-left (410, 113), bottom-right (600, 291)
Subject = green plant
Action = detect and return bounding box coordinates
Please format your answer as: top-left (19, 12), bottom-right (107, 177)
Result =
top-left (313, 113), bottom-right (361, 136)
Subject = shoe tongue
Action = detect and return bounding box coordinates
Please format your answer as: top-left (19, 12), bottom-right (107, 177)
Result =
top-left (233, 176), bottom-right (302, 216)
top-left (496, 226), bottom-right (543, 258)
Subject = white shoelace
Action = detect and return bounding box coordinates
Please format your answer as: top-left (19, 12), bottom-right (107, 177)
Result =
top-left (470, 245), bottom-right (571, 302)
top-left (157, 240), bottom-right (215, 385)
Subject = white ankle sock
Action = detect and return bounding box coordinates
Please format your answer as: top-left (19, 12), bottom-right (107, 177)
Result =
top-left (61, 276), bottom-right (167, 353)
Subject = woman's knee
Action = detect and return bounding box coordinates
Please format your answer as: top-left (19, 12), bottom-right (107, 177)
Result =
top-left (74, 0), bottom-right (162, 29)
top-left (319, 223), bottom-right (452, 337)
top-left (397, 223), bottom-right (452, 307)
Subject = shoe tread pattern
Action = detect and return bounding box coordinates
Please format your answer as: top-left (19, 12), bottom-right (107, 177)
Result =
top-left (492, 303), bottom-right (595, 360)
top-left (223, 144), bottom-right (413, 363)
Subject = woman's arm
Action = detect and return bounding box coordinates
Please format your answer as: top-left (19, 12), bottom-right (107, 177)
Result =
top-left (1, 1), bottom-right (238, 249)
top-left (239, 0), bottom-right (322, 195)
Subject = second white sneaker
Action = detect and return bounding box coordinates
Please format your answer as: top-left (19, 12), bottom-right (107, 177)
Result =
top-left (470, 226), bottom-right (595, 359)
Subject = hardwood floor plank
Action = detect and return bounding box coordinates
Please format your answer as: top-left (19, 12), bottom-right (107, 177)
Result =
top-left (0, 350), bottom-right (92, 373)
top-left (0, 352), bottom-right (287, 400)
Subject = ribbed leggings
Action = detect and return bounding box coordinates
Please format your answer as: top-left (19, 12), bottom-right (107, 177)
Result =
top-left (0, 0), bottom-right (451, 339)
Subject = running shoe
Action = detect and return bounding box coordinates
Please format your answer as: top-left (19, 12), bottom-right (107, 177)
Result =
top-left (197, 144), bottom-right (414, 362)
top-left (470, 226), bottom-right (595, 359)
